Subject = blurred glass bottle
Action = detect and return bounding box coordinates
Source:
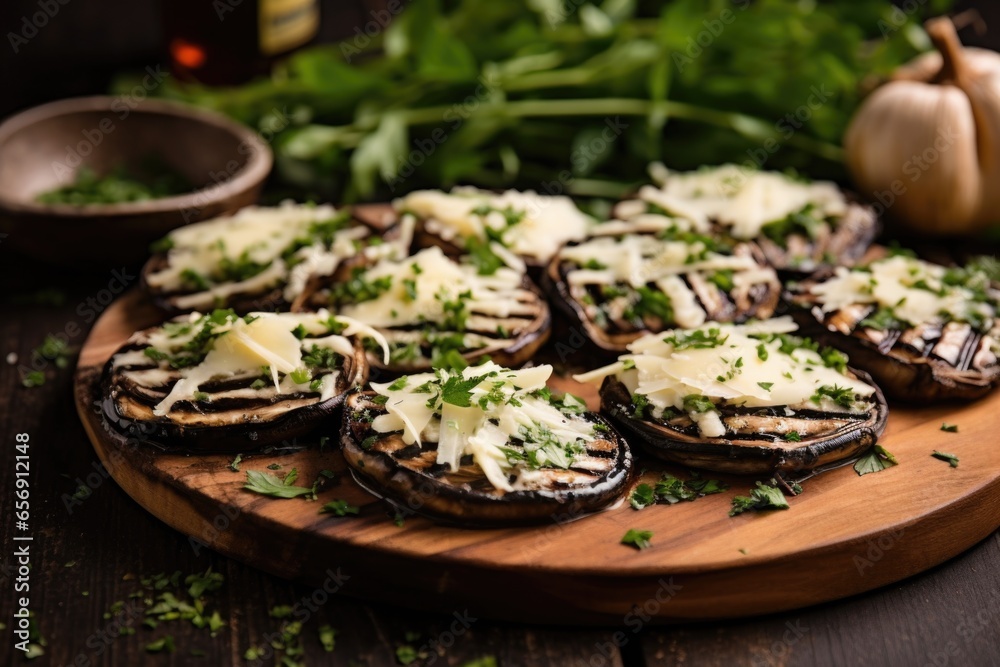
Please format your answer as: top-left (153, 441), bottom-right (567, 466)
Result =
top-left (164, 0), bottom-right (319, 85)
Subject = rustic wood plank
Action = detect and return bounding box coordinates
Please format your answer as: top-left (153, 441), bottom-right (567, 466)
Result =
top-left (72, 283), bottom-right (1000, 624)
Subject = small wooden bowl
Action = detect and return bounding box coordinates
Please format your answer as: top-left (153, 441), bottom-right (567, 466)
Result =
top-left (0, 96), bottom-right (272, 267)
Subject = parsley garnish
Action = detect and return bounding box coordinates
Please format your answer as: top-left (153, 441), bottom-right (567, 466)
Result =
top-left (682, 394), bottom-right (716, 413)
top-left (388, 377), bottom-right (409, 391)
top-left (630, 483), bottom-right (656, 510)
top-left (244, 469), bottom-right (315, 499)
top-left (320, 499), bottom-right (360, 516)
top-left (318, 625), bottom-right (337, 652)
top-left (784, 431), bottom-right (801, 442)
top-left (854, 445), bottom-right (898, 476)
top-left (229, 454), bottom-right (242, 472)
top-left (757, 381), bottom-right (774, 392)
top-left (631, 392), bottom-right (651, 418)
top-left (621, 529), bottom-right (654, 550)
top-left (756, 343), bottom-right (769, 361)
top-left (662, 327), bottom-right (727, 350)
top-left (940, 423), bottom-right (958, 433)
top-left (729, 480), bottom-right (789, 516)
top-left (810, 384), bottom-right (854, 409)
top-left (931, 451), bottom-right (959, 468)
top-left (440, 372), bottom-right (495, 407)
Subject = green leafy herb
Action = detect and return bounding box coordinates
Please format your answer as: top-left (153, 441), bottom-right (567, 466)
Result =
top-left (757, 381), bottom-right (774, 392)
top-left (854, 445), bottom-right (899, 476)
top-left (756, 343), bottom-right (769, 361)
top-left (21, 370), bottom-right (45, 388)
top-left (729, 481), bottom-right (790, 516)
top-left (229, 454), bottom-right (243, 472)
top-left (630, 483), bottom-right (656, 510)
top-left (784, 431), bottom-right (801, 442)
top-left (621, 529), bottom-right (654, 550)
top-left (631, 392), bottom-right (651, 418)
top-left (145, 636), bottom-right (176, 654)
top-left (810, 385), bottom-right (854, 409)
top-left (37, 162), bottom-right (191, 205)
top-left (320, 499), bottom-right (360, 516)
top-left (244, 469), bottom-right (315, 499)
top-left (319, 624), bottom-right (337, 652)
top-left (931, 451), bottom-right (959, 468)
top-left (662, 327), bottom-right (729, 350)
top-left (682, 394), bottom-right (716, 413)
top-left (941, 423), bottom-right (958, 433)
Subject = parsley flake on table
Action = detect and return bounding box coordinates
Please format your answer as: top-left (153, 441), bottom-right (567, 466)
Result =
top-left (244, 469), bottom-right (315, 499)
top-left (854, 445), bottom-right (898, 476)
top-left (621, 529), bottom-right (654, 550)
top-left (729, 480), bottom-right (790, 516)
top-left (320, 499), bottom-right (360, 516)
top-left (145, 636), bottom-right (176, 654)
top-left (940, 423), bottom-right (958, 433)
top-left (931, 451), bottom-right (960, 468)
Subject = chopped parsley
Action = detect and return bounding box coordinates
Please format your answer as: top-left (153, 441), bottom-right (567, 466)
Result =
top-left (621, 529), bottom-right (654, 550)
top-left (940, 423), bottom-right (958, 433)
top-left (784, 431), bottom-right (801, 442)
top-left (729, 480), bottom-right (790, 516)
top-left (931, 451), bottom-right (959, 468)
top-left (243, 469), bottom-right (315, 499)
top-left (854, 445), bottom-right (898, 476)
top-left (229, 454), bottom-right (243, 472)
top-left (757, 382), bottom-right (774, 391)
top-left (320, 499), bottom-right (360, 516)
top-left (630, 483), bottom-right (656, 510)
top-left (662, 327), bottom-right (728, 350)
top-left (329, 267), bottom-right (393, 304)
top-left (630, 473), bottom-right (728, 509)
top-left (682, 394), bottom-right (716, 413)
top-left (810, 384), bottom-right (854, 409)
top-left (631, 392), bottom-right (651, 418)
top-left (756, 343), bottom-right (769, 361)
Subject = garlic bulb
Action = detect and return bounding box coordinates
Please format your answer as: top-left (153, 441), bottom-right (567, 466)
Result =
top-left (844, 17), bottom-right (1000, 235)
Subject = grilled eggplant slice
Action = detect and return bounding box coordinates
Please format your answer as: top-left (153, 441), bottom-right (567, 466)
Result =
top-left (786, 251), bottom-right (1000, 402)
top-left (142, 202), bottom-right (410, 314)
top-left (613, 164), bottom-right (877, 274)
top-left (545, 216), bottom-right (780, 353)
top-left (340, 362), bottom-right (633, 524)
top-left (396, 187), bottom-right (595, 269)
top-left (307, 246), bottom-right (550, 374)
top-left (575, 318), bottom-right (888, 475)
top-left (103, 310), bottom-right (388, 452)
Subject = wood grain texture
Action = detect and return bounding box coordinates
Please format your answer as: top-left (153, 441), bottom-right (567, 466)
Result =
top-left (73, 287), bottom-right (1000, 625)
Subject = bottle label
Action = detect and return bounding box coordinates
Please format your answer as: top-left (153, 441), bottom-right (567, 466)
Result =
top-left (259, 0), bottom-right (318, 56)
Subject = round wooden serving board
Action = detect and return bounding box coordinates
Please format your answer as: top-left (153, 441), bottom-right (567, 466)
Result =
top-left (74, 289), bottom-right (1000, 624)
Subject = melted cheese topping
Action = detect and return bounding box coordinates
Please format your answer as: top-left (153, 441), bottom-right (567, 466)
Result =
top-left (574, 317), bottom-right (875, 438)
top-left (620, 165), bottom-right (848, 240)
top-left (370, 362), bottom-right (598, 492)
top-left (146, 202), bottom-right (405, 309)
top-left (113, 310), bottom-right (388, 417)
top-left (397, 187), bottom-right (593, 262)
top-left (809, 255), bottom-right (996, 328)
top-left (338, 246), bottom-right (530, 327)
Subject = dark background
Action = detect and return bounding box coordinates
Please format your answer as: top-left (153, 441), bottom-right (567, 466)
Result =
top-left (1, 0), bottom-right (999, 119)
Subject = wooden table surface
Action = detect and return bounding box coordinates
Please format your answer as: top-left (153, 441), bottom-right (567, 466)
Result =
top-left (1, 254), bottom-right (999, 667)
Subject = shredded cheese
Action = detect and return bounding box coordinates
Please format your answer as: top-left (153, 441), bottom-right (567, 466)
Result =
top-left (573, 317), bottom-right (876, 438)
top-left (397, 187), bottom-right (594, 262)
top-left (618, 165), bottom-right (848, 240)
